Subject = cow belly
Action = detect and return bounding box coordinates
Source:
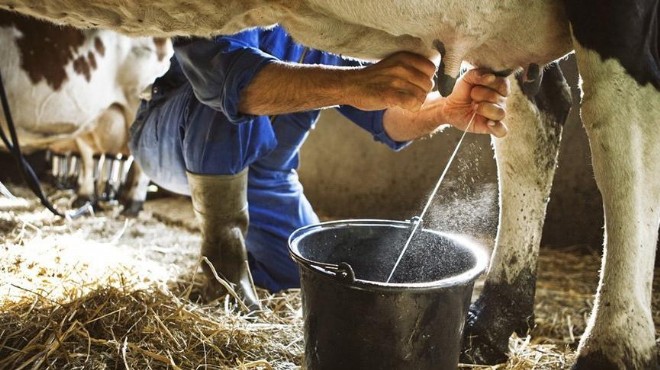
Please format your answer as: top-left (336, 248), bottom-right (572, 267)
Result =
top-left (2, 0), bottom-right (572, 70)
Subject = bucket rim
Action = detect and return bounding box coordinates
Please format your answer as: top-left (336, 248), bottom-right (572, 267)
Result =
top-left (288, 219), bottom-right (489, 290)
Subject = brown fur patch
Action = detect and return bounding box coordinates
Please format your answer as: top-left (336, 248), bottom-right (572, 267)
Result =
top-left (0, 10), bottom-right (94, 90)
top-left (94, 36), bottom-right (105, 56)
top-left (87, 51), bottom-right (96, 69)
top-left (72, 55), bottom-right (90, 81)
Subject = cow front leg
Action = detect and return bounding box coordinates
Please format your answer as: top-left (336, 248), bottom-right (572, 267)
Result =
top-left (120, 159), bottom-right (150, 217)
top-left (570, 46), bottom-right (659, 370)
top-left (462, 63), bottom-right (570, 364)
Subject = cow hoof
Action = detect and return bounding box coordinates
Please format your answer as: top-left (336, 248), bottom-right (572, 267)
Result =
top-left (72, 195), bottom-right (96, 210)
top-left (460, 306), bottom-right (510, 365)
top-left (571, 350), bottom-right (659, 370)
top-left (121, 200), bottom-right (144, 217)
top-left (572, 305), bottom-right (657, 370)
top-left (460, 269), bottom-right (537, 365)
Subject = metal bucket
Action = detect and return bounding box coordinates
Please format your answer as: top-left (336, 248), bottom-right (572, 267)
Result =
top-left (288, 219), bottom-right (488, 370)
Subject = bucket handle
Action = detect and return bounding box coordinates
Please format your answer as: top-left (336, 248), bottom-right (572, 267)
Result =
top-left (331, 262), bottom-right (356, 282)
top-left (289, 219), bottom-right (417, 284)
top-left (290, 253), bottom-right (356, 283)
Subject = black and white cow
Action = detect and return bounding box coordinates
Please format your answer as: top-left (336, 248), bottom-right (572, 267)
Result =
top-left (0, 10), bottom-right (172, 212)
top-left (0, 1), bottom-right (657, 369)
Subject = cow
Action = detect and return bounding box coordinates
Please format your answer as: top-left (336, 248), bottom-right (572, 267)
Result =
top-left (0, 1), bottom-right (657, 369)
top-left (0, 10), bottom-right (172, 214)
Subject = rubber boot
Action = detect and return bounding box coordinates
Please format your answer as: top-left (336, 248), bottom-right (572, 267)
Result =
top-left (187, 169), bottom-right (261, 311)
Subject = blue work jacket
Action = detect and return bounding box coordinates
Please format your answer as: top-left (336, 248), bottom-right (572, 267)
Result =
top-left (130, 26), bottom-right (409, 291)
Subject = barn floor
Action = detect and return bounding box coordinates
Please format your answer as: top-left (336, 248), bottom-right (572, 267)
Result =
top-left (0, 184), bottom-right (658, 369)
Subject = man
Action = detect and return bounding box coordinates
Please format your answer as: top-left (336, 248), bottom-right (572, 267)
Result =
top-left (130, 25), bottom-right (509, 310)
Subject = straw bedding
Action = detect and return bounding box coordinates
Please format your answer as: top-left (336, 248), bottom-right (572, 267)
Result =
top-left (1, 187), bottom-right (657, 369)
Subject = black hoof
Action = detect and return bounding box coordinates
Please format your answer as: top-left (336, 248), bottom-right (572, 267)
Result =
top-left (121, 200), bottom-right (144, 217)
top-left (72, 195), bottom-right (96, 209)
top-left (460, 307), bottom-right (510, 365)
top-left (460, 269), bottom-right (537, 365)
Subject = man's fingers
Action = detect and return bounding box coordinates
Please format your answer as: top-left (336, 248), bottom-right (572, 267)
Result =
top-left (387, 52), bottom-right (437, 77)
top-left (465, 70), bottom-right (509, 137)
top-left (462, 69), bottom-right (510, 97)
top-left (474, 101), bottom-right (506, 122)
top-left (469, 118), bottom-right (508, 138)
top-left (381, 79), bottom-right (428, 110)
top-left (386, 65), bottom-right (434, 93)
top-left (478, 72), bottom-right (510, 97)
top-left (487, 120), bottom-right (508, 138)
top-left (389, 91), bottom-right (424, 111)
top-left (470, 86), bottom-right (507, 105)
top-left (381, 52), bottom-right (436, 93)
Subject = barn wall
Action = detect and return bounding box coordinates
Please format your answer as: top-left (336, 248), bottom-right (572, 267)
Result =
top-left (299, 55), bottom-right (606, 248)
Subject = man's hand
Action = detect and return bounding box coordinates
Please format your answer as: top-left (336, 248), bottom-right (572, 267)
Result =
top-left (442, 69), bottom-right (510, 138)
top-left (383, 67), bottom-right (510, 141)
top-left (345, 52), bottom-right (437, 112)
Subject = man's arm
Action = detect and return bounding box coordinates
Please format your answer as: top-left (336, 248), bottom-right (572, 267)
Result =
top-left (239, 52), bottom-right (436, 115)
top-left (240, 52), bottom-right (509, 139)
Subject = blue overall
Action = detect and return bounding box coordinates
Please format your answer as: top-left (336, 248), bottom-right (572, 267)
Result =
top-left (129, 26), bottom-right (409, 292)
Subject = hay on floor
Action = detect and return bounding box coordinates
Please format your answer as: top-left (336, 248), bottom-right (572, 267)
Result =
top-left (0, 284), bottom-right (302, 370)
top-left (1, 187), bottom-right (658, 369)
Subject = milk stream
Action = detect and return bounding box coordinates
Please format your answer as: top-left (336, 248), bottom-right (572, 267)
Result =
top-left (386, 111), bottom-right (478, 283)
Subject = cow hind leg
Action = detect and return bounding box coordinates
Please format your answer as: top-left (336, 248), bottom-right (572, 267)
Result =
top-left (462, 63), bottom-right (570, 364)
top-left (570, 46), bottom-right (660, 370)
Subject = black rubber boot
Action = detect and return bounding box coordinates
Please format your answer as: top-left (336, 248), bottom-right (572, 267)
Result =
top-left (187, 169), bottom-right (261, 311)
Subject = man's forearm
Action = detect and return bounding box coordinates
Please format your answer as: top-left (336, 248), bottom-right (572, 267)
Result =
top-left (241, 60), bottom-right (448, 142)
top-left (238, 61), bottom-right (358, 115)
top-left (239, 52), bottom-right (437, 116)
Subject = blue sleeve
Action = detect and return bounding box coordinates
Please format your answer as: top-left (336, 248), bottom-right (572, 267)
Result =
top-left (173, 30), bottom-right (277, 124)
top-left (336, 106), bottom-right (411, 151)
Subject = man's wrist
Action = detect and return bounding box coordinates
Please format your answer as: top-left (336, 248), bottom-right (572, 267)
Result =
top-left (328, 68), bottom-right (359, 107)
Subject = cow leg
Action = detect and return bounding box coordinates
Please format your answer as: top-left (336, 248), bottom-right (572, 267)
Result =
top-left (462, 63), bottom-right (570, 364)
top-left (569, 47), bottom-right (660, 370)
top-left (72, 136), bottom-right (96, 208)
top-left (120, 159), bottom-right (149, 217)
